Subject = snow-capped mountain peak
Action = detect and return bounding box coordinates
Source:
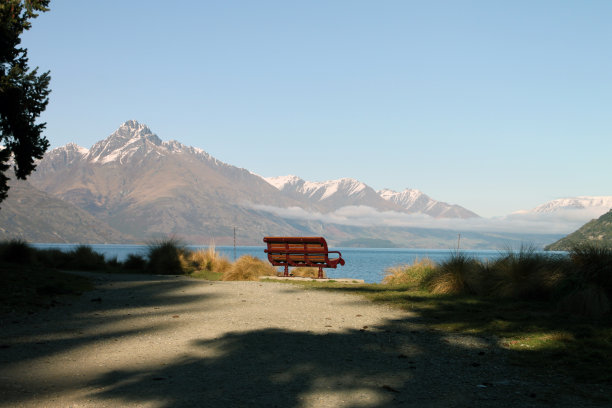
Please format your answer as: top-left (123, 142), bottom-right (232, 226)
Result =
top-left (265, 175), bottom-right (304, 190)
top-left (527, 196), bottom-right (612, 214)
top-left (86, 120), bottom-right (162, 164)
top-left (378, 187), bottom-right (479, 218)
top-left (265, 176), bottom-right (369, 201)
top-left (378, 188), bottom-right (424, 203)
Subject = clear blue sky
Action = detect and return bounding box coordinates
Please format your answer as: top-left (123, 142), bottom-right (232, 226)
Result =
top-left (22, 0), bottom-right (612, 217)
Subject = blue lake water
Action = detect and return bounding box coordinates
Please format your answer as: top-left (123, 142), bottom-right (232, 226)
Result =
top-left (29, 243), bottom-right (543, 283)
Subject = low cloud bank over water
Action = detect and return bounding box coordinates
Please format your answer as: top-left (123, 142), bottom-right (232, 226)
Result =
top-left (250, 204), bottom-right (609, 235)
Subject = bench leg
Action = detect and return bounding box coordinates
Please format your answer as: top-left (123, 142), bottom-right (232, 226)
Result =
top-left (284, 265), bottom-right (289, 277)
top-left (318, 266), bottom-right (324, 279)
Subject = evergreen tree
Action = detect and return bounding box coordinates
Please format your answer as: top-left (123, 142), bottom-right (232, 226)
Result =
top-left (0, 0), bottom-right (51, 203)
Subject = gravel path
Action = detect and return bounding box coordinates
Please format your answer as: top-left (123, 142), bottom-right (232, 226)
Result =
top-left (0, 272), bottom-right (607, 407)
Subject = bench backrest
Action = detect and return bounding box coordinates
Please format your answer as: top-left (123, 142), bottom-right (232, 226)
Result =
top-left (263, 236), bottom-right (330, 266)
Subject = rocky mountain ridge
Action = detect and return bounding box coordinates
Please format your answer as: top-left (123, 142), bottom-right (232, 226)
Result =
top-left (264, 175), bottom-right (478, 218)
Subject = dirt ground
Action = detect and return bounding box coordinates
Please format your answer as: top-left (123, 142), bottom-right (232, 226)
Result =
top-left (0, 272), bottom-right (608, 407)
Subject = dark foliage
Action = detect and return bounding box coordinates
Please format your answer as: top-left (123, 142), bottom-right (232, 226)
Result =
top-left (0, 0), bottom-right (51, 203)
top-left (0, 238), bottom-right (34, 264)
top-left (123, 253), bottom-right (147, 271)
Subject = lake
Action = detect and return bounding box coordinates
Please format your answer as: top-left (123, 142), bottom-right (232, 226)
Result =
top-left (30, 243), bottom-right (530, 283)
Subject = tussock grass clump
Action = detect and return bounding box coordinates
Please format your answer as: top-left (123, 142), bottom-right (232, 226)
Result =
top-left (291, 267), bottom-right (323, 278)
top-left (568, 245), bottom-right (612, 292)
top-left (221, 255), bottom-right (276, 281)
top-left (146, 238), bottom-right (188, 275)
top-left (0, 239), bottom-right (35, 265)
top-left (382, 258), bottom-right (436, 287)
top-left (426, 252), bottom-right (484, 295)
top-left (184, 245), bottom-right (232, 275)
top-left (489, 246), bottom-right (565, 300)
top-left (558, 245), bottom-right (612, 317)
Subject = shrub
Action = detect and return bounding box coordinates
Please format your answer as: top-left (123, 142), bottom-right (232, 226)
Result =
top-left (146, 238), bottom-right (187, 275)
top-left (0, 239), bottom-right (35, 265)
top-left (66, 245), bottom-right (107, 271)
top-left (35, 248), bottom-right (71, 268)
top-left (123, 254), bottom-right (147, 271)
top-left (382, 258), bottom-right (436, 287)
top-left (426, 252), bottom-right (484, 295)
top-left (221, 255), bottom-right (276, 281)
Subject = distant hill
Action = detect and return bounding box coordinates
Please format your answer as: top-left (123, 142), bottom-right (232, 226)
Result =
top-left (545, 209), bottom-right (612, 250)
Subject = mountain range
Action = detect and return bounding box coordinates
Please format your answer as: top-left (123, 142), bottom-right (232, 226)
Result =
top-left (1, 120), bottom-right (609, 248)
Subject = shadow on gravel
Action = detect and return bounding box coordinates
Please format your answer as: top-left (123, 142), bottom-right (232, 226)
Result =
top-left (1, 278), bottom-right (609, 408)
top-left (0, 273), bottom-right (220, 368)
top-left (86, 326), bottom-right (498, 408)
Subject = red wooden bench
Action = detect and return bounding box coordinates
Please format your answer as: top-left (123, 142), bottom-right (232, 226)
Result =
top-left (263, 236), bottom-right (345, 279)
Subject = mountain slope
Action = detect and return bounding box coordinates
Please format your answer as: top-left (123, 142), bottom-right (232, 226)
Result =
top-left (545, 209), bottom-right (612, 250)
top-left (0, 179), bottom-right (133, 243)
top-left (29, 121), bottom-right (305, 244)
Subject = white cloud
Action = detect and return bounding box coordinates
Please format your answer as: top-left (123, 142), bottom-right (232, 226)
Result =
top-left (249, 204), bottom-right (609, 235)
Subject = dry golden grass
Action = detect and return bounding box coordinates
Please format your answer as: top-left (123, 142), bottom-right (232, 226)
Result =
top-left (184, 245), bottom-right (232, 274)
top-left (291, 267), bottom-right (324, 278)
top-left (382, 258), bottom-right (436, 286)
top-left (221, 255), bottom-right (277, 281)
